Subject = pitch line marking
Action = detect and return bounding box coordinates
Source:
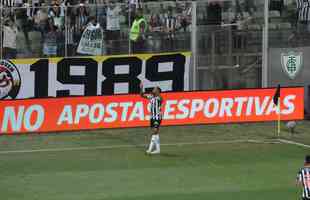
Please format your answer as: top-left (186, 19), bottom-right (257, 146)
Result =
top-left (278, 139), bottom-right (310, 149)
top-left (0, 139), bottom-right (280, 155)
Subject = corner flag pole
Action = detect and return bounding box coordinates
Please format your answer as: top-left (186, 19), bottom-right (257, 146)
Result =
top-left (273, 84), bottom-right (281, 138)
top-left (277, 97), bottom-right (281, 138)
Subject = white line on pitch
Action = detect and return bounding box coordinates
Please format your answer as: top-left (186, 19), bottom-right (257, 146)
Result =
top-left (0, 139), bottom-right (280, 155)
top-left (278, 139), bottom-right (310, 149)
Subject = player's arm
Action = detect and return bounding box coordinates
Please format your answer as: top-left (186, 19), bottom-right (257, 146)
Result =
top-left (140, 83), bottom-right (149, 99)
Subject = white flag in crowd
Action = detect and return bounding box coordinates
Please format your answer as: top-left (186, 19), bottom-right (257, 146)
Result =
top-left (77, 23), bottom-right (104, 56)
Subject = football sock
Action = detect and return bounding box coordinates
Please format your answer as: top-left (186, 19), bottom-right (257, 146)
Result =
top-left (147, 135), bottom-right (156, 152)
top-left (155, 135), bottom-right (160, 152)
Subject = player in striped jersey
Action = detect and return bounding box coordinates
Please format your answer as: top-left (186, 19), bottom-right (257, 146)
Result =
top-left (289, 0), bottom-right (310, 43)
top-left (140, 83), bottom-right (163, 155)
top-left (297, 155), bottom-right (310, 200)
top-left (296, 0), bottom-right (310, 22)
top-left (291, 0), bottom-right (310, 43)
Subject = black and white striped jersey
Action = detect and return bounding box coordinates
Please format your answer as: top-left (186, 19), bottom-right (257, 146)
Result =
top-left (164, 16), bottom-right (177, 30)
top-left (296, 0), bottom-right (310, 21)
top-left (2, 0), bottom-right (15, 7)
top-left (147, 95), bottom-right (162, 120)
top-left (297, 167), bottom-right (310, 199)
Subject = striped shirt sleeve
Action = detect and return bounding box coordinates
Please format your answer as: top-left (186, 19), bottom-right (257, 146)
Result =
top-left (296, 0), bottom-right (302, 9)
top-left (298, 169), bottom-right (303, 182)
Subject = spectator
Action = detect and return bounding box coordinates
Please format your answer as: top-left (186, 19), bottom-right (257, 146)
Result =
top-left (49, 4), bottom-right (65, 30)
top-left (2, 0), bottom-right (18, 16)
top-left (163, 7), bottom-right (176, 51)
top-left (128, 0), bottom-right (141, 10)
top-left (289, 0), bottom-right (310, 44)
top-left (96, 0), bottom-right (107, 29)
top-left (182, 2), bottom-right (192, 26)
top-left (178, 2), bottom-right (191, 32)
top-left (43, 18), bottom-right (59, 57)
top-left (65, 0), bottom-right (77, 18)
top-left (149, 13), bottom-right (162, 32)
top-left (106, 0), bottom-right (121, 54)
top-left (15, 0), bottom-right (32, 50)
top-left (158, 3), bottom-right (167, 25)
top-left (143, 4), bottom-right (151, 24)
top-left (30, 1), bottom-right (41, 18)
top-left (129, 8), bottom-right (147, 53)
top-left (2, 0), bottom-right (17, 7)
top-left (296, 0), bottom-right (310, 31)
top-left (33, 4), bottom-right (49, 38)
top-left (206, 1), bottom-right (222, 25)
top-left (50, 0), bottom-right (66, 15)
top-left (66, 15), bottom-right (76, 56)
top-left (148, 13), bottom-right (162, 52)
top-left (74, 3), bottom-right (89, 42)
top-left (3, 17), bottom-right (18, 59)
top-left (127, 0), bottom-right (136, 26)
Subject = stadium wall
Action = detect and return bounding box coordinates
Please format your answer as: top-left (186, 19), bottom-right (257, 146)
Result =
top-left (268, 47), bottom-right (310, 117)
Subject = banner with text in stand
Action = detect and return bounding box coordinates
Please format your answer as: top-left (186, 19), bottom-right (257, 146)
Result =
top-left (0, 52), bottom-right (191, 100)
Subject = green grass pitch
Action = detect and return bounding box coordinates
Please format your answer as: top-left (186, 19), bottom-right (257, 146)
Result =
top-left (0, 121), bottom-right (310, 200)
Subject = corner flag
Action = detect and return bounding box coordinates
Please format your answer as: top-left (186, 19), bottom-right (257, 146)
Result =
top-left (273, 84), bottom-right (281, 105)
top-left (273, 84), bottom-right (281, 137)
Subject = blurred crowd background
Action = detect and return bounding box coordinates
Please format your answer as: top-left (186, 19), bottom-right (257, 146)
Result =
top-left (1, 0), bottom-right (193, 58)
top-left (0, 0), bottom-right (307, 60)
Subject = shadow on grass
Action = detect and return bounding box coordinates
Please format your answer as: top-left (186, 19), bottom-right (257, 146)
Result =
top-left (103, 132), bottom-right (147, 153)
top-left (158, 152), bottom-right (184, 158)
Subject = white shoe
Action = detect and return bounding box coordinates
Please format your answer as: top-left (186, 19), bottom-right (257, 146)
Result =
top-left (146, 150), bottom-right (152, 154)
top-left (150, 150), bottom-right (160, 155)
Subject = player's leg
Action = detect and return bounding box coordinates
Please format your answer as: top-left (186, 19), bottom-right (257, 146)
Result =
top-left (150, 127), bottom-right (160, 154)
top-left (149, 120), bottom-right (161, 154)
top-left (146, 119), bottom-right (156, 154)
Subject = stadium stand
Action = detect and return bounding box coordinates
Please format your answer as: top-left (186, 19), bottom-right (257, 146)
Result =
top-left (0, 0), bottom-right (308, 89)
top-left (0, 0), bottom-right (193, 58)
top-left (0, 0), bottom-right (304, 57)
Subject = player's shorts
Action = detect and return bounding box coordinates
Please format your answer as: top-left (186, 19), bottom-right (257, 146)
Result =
top-left (150, 119), bottom-right (161, 129)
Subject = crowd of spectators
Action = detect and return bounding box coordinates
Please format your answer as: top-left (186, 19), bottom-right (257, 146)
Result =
top-left (0, 0), bottom-right (193, 58)
top-left (0, 0), bottom-right (307, 59)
